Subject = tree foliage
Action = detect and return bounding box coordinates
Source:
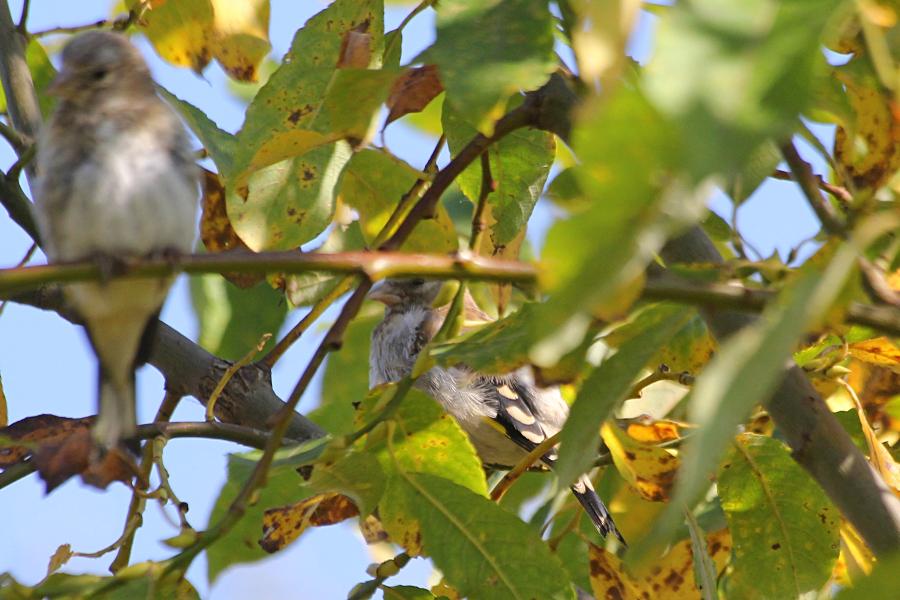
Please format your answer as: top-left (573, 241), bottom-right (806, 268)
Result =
top-left (1, 0), bottom-right (900, 598)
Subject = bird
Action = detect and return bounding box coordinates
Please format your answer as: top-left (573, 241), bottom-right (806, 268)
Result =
top-left (34, 31), bottom-right (199, 451)
top-left (368, 277), bottom-right (626, 545)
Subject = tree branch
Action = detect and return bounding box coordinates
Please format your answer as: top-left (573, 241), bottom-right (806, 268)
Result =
top-left (779, 142), bottom-right (847, 235)
top-left (0, 0), bottom-right (40, 180)
top-left (0, 250), bottom-right (538, 296)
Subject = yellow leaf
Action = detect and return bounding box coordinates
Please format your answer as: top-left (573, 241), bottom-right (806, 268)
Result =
top-left (589, 530), bottom-right (732, 600)
top-left (210, 0), bottom-right (271, 81)
top-left (849, 337), bottom-right (900, 372)
top-left (258, 492), bottom-right (359, 553)
top-left (46, 543), bottom-right (72, 576)
top-left (842, 380), bottom-right (900, 497)
top-left (601, 422), bottom-right (679, 502)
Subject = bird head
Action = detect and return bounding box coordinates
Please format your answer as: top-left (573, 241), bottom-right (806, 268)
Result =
top-left (48, 31), bottom-right (153, 104)
top-left (367, 278), bottom-right (444, 309)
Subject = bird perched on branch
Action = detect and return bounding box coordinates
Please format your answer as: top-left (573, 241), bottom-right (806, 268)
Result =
top-left (368, 278), bottom-right (626, 545)
top-left (34, 31), bottom-right (198, 451)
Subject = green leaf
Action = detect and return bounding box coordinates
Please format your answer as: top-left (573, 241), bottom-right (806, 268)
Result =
top-left (381, 586), bottom-right (436, 599)
top-left (206, 440), bottom-right (327, 582)
top-left (426, 0), bottom-right (555, 133)
top-left (232, 0), bottom-right (388, 180)
top-left (381, 472), bottom-right (574, 600)
top-left (725, 140), bottom-right (781, 205)
top-left (545, 167), bottom-right (589, 213)
top-left (719, 434), bottom-right (840, 598)
top-left (0, 39), bottom-right (55, 117)
top-left (1, 564), bottom-right (199, 599)
top-left (190, 276), bottom-right (287, 361)
top-left (556, 304), bottom-right (692, 487)
top-left (443, 103), bottom-right (555, 248)
top-left (283, 222), bottom-right (365, 307)
top-left (338, 150), bottom-right (457, 252)
top-left (684, 509), bottom-right (718, 600)
top-left (160, 88), bottom-right (238, 179)
top-left (365, 390), bottom-right (487, 495)
top-left (531, 87), bottom-right (705, 366)
top-left (226, 140), bottom-right (353, 251)
top-left (645, 0), bottom-right (842, 177)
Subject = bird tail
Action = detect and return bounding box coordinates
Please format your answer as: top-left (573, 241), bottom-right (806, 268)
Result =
top-left (570, 475), bottom-right (627, 547)
top-left (94, 365), bottom-right (137, 450)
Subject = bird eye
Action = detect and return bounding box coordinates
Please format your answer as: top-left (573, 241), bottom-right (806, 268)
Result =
top-left (410, 278), bottom-right (425, 287)
top-left (91, 68), bottom-right (108, 81)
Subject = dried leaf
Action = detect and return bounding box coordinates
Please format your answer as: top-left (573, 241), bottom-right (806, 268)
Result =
top-left (199, 169), bottom-right (263, 288)
top-left (337, 24), bottom-right (373, 68)
top-left (360, 514), bottom-right (389, 545)
top-left (848, 337), bottom-right (900, 372)
top-left (0, 414), bottom-right (93, 467)
top-left (259, 492), bottom-right (359, 553)
top-left (386, 65), bottom-right (443, 125)
top-left (601, 422), bottom-right (680, 502)
top-left (47, 544), bottom-right (72, 576)
top-left (588, 530), bottom-right (732, 600)
top-left (33, 428), bottom-right (135, 491)
top-left (624, 418), bottom-right (686, 444)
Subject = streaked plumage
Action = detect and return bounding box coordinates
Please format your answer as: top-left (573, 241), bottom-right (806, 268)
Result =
top-left (368, 278), bottom-right (626, 545)
top-left (34, 32), bottom-right (198, 450)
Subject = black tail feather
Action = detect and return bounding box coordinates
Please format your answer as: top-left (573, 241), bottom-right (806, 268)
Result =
top-left (570, 482), bottom-right (627, 547)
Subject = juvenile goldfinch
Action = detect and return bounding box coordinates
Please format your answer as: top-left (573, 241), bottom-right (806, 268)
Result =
top-left (34, 32), bottom-right (198, 450)
top-left (369, 278), bottom-right (626, 545)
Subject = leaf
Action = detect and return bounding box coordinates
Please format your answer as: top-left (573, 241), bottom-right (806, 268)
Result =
top-left (684, 511), bottom-right (718, 600)
top-left (835, 551), bottom-right (900, 599)
top-left (848, 337), bottom-right (900, 371)
top-left (282, 223), bottom-right (364, 307)
top-left (718, 434), bottom-right (840, 598)
top-left (588, 530), bottom-right (731, 600)
top-left (381, 472), bottom-right (574, 600)
top-left (555, 304), bottom-right (692, 487)
top-left (601, 423), bottom-right (680, 503)
top-left (725, 140), bottom-right (781, 205)
top-left (209, 0), bottom-right (271, 81)
top-left (0, 39), bottom-right (55, 117)
top-left (4, 563), bottom-right (199, 599)
top-left (226, 141), bottom-right (353, 251)
top-left (338, 150), bottom-right (457, 252)
top-left (0, 414), bottom-right (92, 467)
top-left (382, 585), bottom-right (436, 599)
top-left (425, 0), bottom-right (555, 133)
top-left (653, 311), bottom-right (717, 375)
top-left (159, 89), bottom-right (238, 179)
top-left (306, 450), bottom-right (386, 517)
top-left (259, 492), bottom-right (359, 553)
top-left (46, 544), bottom-right (73, 576)
top-left (443, 103), bottom-right (555, 249)
top-left (232, 0), bottom-right (389, 181)
top-left (198, 169), bottom-right (262, 288)
top-left (386, 65), bottom-right (444, 125)
top-left (189, 275), bottom-right (286, 361)
top-left (645, 0), bottom-right (842, 177)
top-left (130, 0), bottom-right (271, 81)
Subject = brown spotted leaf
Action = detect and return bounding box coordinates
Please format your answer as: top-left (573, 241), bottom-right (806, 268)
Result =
top-left (589, 530), bottom-right (731, 600)
top-left (601, 422), bottom-right (679, 502)
top-left (209, 0), bottom-right (271, 81)
top-left (33, 428), bottom-right (136, 491)
top-left (624, 418), bottom-right (687, 444)
top-left (848, 337), bottom-right (900, 372)
top-left (199, 169), bottom-right (263, 288)
top-left (337, 24), bottom-right (374, 68)
top-left (0, 414), bottom-right (93, 467)
top-left (386, 65), bottom-right (444, 125)
top-left (259, 492), bottom-right (359, 553)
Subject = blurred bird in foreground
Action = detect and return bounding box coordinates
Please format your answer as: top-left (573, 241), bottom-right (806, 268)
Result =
top-left (368, 278), bottom-right (626, 545)
top-left (34, 31), bottom-right (198, 451)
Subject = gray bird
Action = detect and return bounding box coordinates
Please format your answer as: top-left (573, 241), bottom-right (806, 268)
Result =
top-left (369, 278), bottom-right (626, 545)
top-left (34, 31), bottom-right (198, 450)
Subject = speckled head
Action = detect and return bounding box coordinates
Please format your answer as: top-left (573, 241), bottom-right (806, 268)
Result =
top-left (49, 31), bottom-right (152, 102)
top-left (367, 277), bottom-right (444, 309)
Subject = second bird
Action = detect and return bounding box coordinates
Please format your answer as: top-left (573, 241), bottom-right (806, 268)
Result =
top-left (34, 31), bottom-right (198, 450)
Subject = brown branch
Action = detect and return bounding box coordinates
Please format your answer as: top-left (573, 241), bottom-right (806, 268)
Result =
top-left (0, 250), bottom-right (538, 296)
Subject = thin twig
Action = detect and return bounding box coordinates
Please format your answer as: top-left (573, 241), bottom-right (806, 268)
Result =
top-left (0, 241), bottom-right (35, 318)
top-left (150, 436), bottom-right (191, 529)
top-left (15, 0), bottom-right (28, 33)
top-left (779, 141), bottom-right (848, 235)
top-left (206, 333), bottom-right (272, 421)
top-left (771, 168), bottom-right (852, 207)
top-left (627, 364), bottom-right (695, 399)
top-left (110, 391), bottom-right (183, 573)
top-left (490, 432), bottom-right (561, 502)
top-left (470, 152), bottom-right (494, 252)
top-left (0, 0), bottom-right (41, 180)
top-left (29, 8), bottom-right (143, 39)
top-left (0, 118), bottom-right (28, 153)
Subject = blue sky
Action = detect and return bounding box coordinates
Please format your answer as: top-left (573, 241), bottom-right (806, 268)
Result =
top-left (0, 1), bottom-right (824, 598)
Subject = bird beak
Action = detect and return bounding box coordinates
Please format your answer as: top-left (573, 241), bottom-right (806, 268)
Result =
top-left (367, 281), bottom-right (401, 306)
top-left (46, 71), bottom-right (77, 97)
